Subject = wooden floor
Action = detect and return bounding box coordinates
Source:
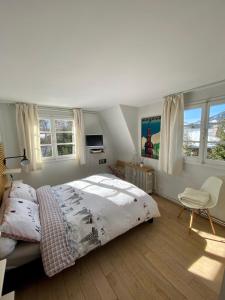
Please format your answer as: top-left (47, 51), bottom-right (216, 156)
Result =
top-left (7, 196), bottom-right (225, 299)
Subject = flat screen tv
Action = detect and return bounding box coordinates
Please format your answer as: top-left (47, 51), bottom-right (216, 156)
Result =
top-left (86, 135), bottom-right (103, 148)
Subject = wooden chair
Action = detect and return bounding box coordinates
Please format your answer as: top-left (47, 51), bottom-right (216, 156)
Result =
top-left (177, 176), bottom-right (223, 234)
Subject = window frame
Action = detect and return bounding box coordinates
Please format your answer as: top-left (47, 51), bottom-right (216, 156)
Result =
top-left (184, 97), bottom-right (225, 167)
top-left (39, 117), bottom-right (76, 162)
top-left (204, 98), bottom-right (225, 166)
top-left (183, 103), bottom-right (205, 163)
top-left (39, 118), bottom-right (54, 159)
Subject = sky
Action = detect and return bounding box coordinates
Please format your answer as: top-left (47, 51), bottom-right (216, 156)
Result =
top-left (184, 103), bottom-right (225, 124)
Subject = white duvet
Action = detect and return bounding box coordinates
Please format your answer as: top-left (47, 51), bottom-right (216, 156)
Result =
top-left (52, 174), bottom-right (160, 260)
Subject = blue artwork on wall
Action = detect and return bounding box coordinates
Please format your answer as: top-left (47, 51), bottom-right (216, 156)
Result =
top-left (141, 116), bottom-right (161, 159)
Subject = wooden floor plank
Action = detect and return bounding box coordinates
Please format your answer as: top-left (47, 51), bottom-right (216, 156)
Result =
top-left (13, 195), bottom-right (225, 300)
top-left (78, 259), bottom-right (102, 300)
top-left (61, 266), bottom-right (85, 300)
top-left (86, 255), bottom-right (118, 300)
top-left (106, 244), bottom-right (151, 300)
top-left (106, 271), bottom-right (135, 300)
top-left (113, 239), bottom-right (185, 300)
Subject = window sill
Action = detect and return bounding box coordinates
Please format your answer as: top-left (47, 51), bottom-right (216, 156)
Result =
top-left (42, 156), bottom-right (77, 164)
top-left (184, 159), bottom-right (225, 171)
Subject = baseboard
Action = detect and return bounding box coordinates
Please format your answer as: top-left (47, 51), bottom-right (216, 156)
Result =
top-left (154, 191), bottom-right (179, 205)
top-left (154, 191), bottom-right (225, 227)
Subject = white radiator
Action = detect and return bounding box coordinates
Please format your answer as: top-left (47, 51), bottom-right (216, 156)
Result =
top-left (125, 165), bottom-right (153, 194)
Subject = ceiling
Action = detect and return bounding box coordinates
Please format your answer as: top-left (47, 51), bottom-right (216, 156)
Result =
top-left (0, 0), bottom-right (225, 110)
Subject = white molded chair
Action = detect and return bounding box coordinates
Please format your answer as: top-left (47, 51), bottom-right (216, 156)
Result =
top-left (178, 176), bottom-right (223, 234)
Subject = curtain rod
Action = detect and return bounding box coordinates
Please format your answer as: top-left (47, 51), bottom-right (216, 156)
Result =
top-left (167, 78), bottom-right (225, 97)
top-left (184, 94), bottom-right (225, 106)
top-left (1, 102), bottom-right (97, 114)
top-left (38, 105), bottom-right (97, 114)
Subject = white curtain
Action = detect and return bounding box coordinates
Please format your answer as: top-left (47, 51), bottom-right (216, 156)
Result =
top-left (73, 108), bottom-right (86, 165)
top-left (16, 103), bottom-right (42, 171)
top-left (159, 94), bottom-right (184, 175)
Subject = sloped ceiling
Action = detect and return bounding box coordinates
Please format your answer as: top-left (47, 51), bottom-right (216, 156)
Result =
top-left (0, 1), bottom-right (225, 109)
top-left (120, 105), bottom-right (138, 150)
top-left (99, 105), bottom-right (137, 161)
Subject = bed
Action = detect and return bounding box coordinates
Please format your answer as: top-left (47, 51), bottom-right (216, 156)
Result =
top-left (0, 173), bottom-right (160, 276)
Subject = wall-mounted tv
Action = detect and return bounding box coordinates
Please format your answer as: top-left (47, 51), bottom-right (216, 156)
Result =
top-left (86, 135), bottom-right (103, 148)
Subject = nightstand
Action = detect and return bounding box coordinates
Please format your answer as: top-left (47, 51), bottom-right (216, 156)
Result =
top-left (0, 260), bottom-right (15, 300)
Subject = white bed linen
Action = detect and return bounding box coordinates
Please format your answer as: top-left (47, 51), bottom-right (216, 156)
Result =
top-left (52, 174), bottom-right (160, 260)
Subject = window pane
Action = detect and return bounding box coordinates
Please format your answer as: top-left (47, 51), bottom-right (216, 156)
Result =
top-left (184, 124), bottom-right (200, 142)
top-left (41, 146), bottom-right (53, 157)
top-left (183, 142), bottom-right (200, 157)
top-left (209, 102), bottom-right (225, 120)
top-left (39, 119), bottom-right (51, 132)
top-left (184, 108), bottom-right (202, 125)
top-left (57, 144), bottom-right (73, 156)
top-left (56, 133), bottom-right (73, 143)
top-left (208, 103), bottom-right (225, 162)
top-left (40, 133), bottom-right (52, 145)
top-left (55, 120), bottom-right (73, 131)
top-left (184, 108), bottom-right (202, 157)
top-left (207, 122), bottom-right (225, 143)
top-left (207, 143), bottom-right (225, 161)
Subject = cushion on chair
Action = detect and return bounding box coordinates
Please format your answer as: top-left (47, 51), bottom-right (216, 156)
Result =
top-left (178, 188), bottom-right (210, 206)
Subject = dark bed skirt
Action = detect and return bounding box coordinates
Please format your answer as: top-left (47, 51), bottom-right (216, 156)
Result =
top-left (147, 218), bottom-right (154, 224)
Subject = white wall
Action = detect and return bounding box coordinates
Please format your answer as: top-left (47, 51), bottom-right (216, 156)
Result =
top-left (0, 104), bottom-right (20, 160)
top-left (0, 104), bottom-right (114, 188)
top-left (138, 85), bottom-right (225, 221)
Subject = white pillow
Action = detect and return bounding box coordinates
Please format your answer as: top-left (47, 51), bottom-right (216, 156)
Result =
top-left (0, 198), bottom-right (41, 242)
top-left (10, 182), bottom-right (37, 203)
top-left (0, 236), bottom-right (17, 259)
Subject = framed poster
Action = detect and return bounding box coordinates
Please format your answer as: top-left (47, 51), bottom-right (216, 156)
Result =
top-left (141, 116), bottom-right (161, 159)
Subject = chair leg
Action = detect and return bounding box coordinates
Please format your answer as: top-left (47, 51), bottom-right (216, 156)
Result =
top-left (177, 206), bottom-right (185, 218)
top-left (206, 209), bottom-right (216, 235)
top-left (189, 210), bottom-right (194, 233)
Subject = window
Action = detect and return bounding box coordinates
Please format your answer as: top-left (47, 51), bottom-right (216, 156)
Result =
top-left (183, 99), bottom-right (225, 164)
top-left (40, 119), bottom-right (53, 157)
top-left (39, 118), bottom-right (75, 160)
top-left (183, 107), bottom-right (202, 157)
top-left (206, 102), bottom-right (225, 161)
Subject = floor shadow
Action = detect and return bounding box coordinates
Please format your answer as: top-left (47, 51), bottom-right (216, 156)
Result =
top-left (3, 259), bottom-right (45, 295)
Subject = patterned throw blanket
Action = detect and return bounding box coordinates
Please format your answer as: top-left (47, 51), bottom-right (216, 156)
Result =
top-left (37, 174), bottom-right (160, 277)
top-left (37, 185), bottom-right (75, 277)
